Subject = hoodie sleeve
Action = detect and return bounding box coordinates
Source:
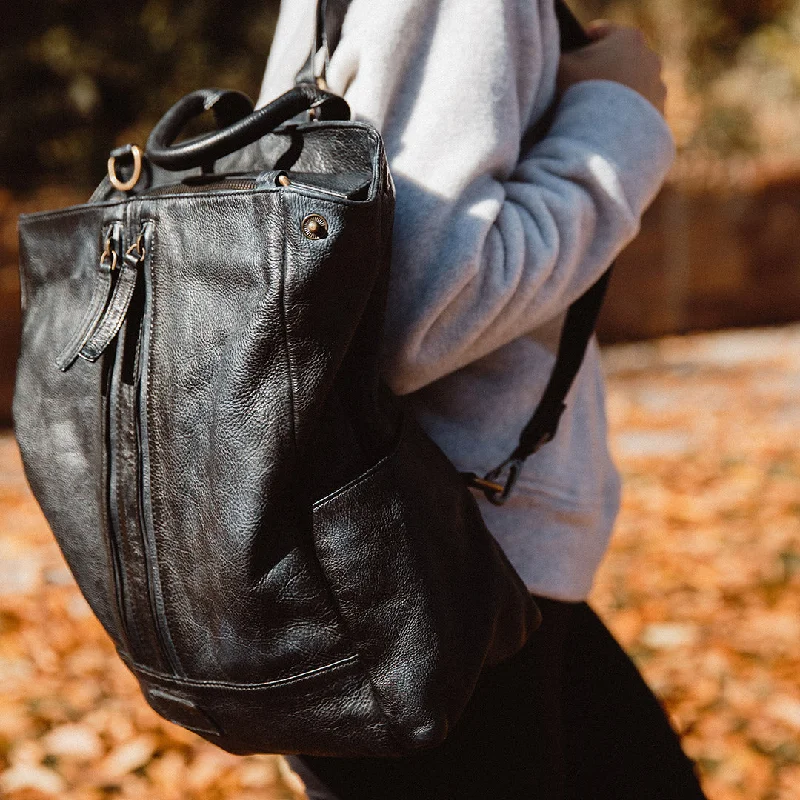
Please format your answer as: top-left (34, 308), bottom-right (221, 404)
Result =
top-left (260, 0), bottom-right (676, 395)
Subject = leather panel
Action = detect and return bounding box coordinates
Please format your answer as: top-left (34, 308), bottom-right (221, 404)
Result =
top-left (129, 654), bottom-right (398, 757)
top-left (15, 207), bottom-right (129, 646)
top-left (134, 192), bottom-right (352, 681)
top-left (313, 412), bottom-right (539, 749)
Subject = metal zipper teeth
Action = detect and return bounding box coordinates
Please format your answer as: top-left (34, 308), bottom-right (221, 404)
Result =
top-left (142, 179), bottom-right (257, 196)
top-left (140, 176), bottom-right (363, 200)
top-left (129, 217), bottom-right (185, 676)
top-left (104, 319), bottom-right (134, 652)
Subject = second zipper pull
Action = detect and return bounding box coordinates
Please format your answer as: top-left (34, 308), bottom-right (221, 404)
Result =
top-left (79, 221), bottom-right (153, 364)
top-left (56, 222), bottom-right (123, 372)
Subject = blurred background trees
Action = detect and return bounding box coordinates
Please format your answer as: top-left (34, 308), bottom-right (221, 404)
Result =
top-left (0, 0), bottom-right (280, 192)
top-left (2, 0), bottom-right (800, 192)
top-left (574, 0), bottom-right (800, 160)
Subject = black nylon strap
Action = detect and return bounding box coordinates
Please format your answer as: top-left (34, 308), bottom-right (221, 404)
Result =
top-left (556, 0), bottom-right (592, 51)
top-left (295, 0), bottom-right (351, 86)
top-left (295, 0), bottom-right (614, 504)
top-left (297, 0), bottom-right (590, 82)
top-left (476, 3), bottom-right (619, 505)
top-left (512, 269), bottom-right (612, 462)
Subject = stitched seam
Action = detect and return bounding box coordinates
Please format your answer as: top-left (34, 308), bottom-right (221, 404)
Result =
top-left (278, 195), bottom-right (299, 455)
top-left (305, 553), bottom-right (406, 750)
top-left (122, 379), bottom-right (152, 659)
top-left (139, 220), bottom-right (185, 675)
top-left (353, 189), bottom-right (409, 749)
top-left (312, 413), bottom-right (406, 510)
top-left (19, 200), bottom-right (129, 222)
top-left (270, 198), bottom-right (384, 726)
top-left (100, 348), bottom-right (133, 654)
top-left (56, 273), bottom-right (109, 366)
top-left (123, 653), bottom-right (360, 690)
top-left (55, 222), bottom-right (118, 367)
top-left (278, 190), bottom-right (403, 749)
top-left (81, 263), bottom-right (136, 359)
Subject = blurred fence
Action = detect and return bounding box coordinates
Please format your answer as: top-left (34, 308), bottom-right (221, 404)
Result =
top-left (598, 158), bottom-right (800, 341)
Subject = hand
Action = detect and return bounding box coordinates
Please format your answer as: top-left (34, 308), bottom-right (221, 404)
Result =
top-left (557, 21), bottom-right (667, 116)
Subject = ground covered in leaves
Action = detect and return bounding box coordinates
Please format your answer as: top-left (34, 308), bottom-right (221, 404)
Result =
top-left (1, 325), bottom-right (799, 799)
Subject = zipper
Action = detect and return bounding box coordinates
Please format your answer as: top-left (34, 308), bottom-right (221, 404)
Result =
top-left (94, 216), bottom-right (183, 675)
top-left (143, 177), bottom-right (257, 196)
top-left (103, 320), bottom-right (134, 653)
top-left (104, 219), bottom-right (148, 663)
top-left (125, 218), bottom-right (184, 675)
top-left (56, 222), bottom-right (123, 371)
top-left (139, 170), bottom-right (369, 201)
top-left (77, 229), bottom-right (148, 364)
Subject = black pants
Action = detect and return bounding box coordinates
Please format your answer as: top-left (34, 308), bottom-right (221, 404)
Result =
top-left (287, 598), bottom-right (708, 800)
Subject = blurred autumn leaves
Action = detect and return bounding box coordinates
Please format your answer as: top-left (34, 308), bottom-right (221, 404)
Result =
top-left (597, 326), bottom-right (800, 799)
top-left (2, 325), bottom-right (799, 799)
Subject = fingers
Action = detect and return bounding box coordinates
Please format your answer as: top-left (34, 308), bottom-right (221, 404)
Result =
top-left (586, 19), bottom-right (614, 40)
top-left (557, 20), bottom-right (668, 117)
top-left (587, 21), bottom-right (650, 48)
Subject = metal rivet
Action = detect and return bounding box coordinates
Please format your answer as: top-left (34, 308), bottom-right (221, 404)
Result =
top-left (302, 214), bottom-right (328, 240)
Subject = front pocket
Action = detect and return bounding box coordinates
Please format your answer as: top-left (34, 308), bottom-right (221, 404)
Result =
top-left (311, 411), bottom-right (537, 752)
top-left (15, 208), bottom-right (129, 646)
top-left (105, 218), bottom-right (180, 674)
top-left (311, 414), bottom-right (482, 750)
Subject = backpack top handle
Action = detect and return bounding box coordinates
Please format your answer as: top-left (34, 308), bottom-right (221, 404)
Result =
top-left (147, 85), bottom-right (350, 171)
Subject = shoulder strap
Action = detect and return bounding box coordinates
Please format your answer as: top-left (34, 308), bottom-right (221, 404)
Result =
top-left (295, 0), bottom-right (351, 87)
top-left (294, 0), bottom-right (614, 505)
top-left (472, 3), bottom-right (618, 505)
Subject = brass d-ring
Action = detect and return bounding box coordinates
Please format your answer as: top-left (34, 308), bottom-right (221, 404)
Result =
top-left (107, 145), bottom-right (143, 192)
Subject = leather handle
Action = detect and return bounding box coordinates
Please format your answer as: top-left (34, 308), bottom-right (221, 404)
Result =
top-left (146, 86), bottom-right (350, 171)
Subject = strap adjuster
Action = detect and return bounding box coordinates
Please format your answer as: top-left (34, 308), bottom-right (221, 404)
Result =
top-left (464, 457), bottom-right (524, 507)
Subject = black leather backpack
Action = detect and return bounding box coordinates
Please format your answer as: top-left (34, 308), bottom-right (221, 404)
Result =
top-left (14, 0), bottom-right (604, 758)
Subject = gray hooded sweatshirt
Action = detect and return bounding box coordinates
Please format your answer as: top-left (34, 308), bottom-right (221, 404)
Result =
top-left (259, 0), bottom-right (676, 600)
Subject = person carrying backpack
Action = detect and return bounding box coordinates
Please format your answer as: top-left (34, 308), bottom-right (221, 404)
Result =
top-left (258, 0), bottom-right (707, 797)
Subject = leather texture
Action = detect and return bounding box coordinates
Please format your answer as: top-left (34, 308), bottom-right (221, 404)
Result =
top-left (54, 220), bottom-right (123, 371)
top-left (14, 88), bottom-right (539, 757)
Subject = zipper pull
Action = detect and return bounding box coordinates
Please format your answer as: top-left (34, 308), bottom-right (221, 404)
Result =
top-left (78, 221), bottom-right (152, 364)
top-left (56, 222), bottom-right (123, 371)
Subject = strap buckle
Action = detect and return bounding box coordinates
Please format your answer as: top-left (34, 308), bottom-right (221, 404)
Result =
top-left (465, 457), bottom-right (525, 507)
top-left (107, 144), bottom-right (143, 192)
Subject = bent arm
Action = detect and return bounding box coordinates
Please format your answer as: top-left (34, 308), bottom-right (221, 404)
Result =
top-left (264, 0), bottom-right (676, 395)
